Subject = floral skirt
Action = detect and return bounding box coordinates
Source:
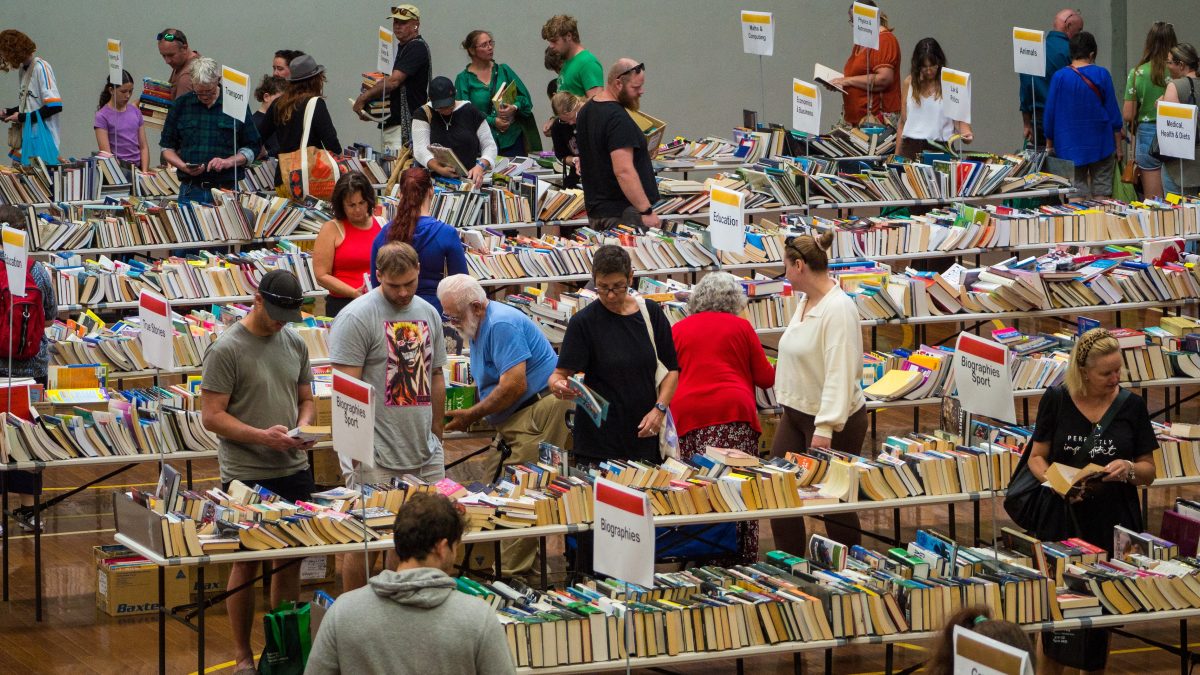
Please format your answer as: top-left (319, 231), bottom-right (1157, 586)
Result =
top-left (678, 421), bottom-right (761, 563)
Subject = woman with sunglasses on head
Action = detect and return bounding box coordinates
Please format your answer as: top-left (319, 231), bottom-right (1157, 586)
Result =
top-left (1124, 21), bottom-right (1178, 198)
top-left (455, 30), bottom-right (540, 157)
top-left (1162, 43), bottom-right (1200, 193)
top-left (768, 232), bottom-right (868, 553)
top-left (94, 69), bottom-right (149, 172)
top-left (895, 38), bottom-right (972, 159)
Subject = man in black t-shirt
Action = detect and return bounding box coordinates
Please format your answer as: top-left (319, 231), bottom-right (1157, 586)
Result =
top-left (575, 58), bottom-right (659, 232)
top-left (352, 4), bottom-right (431, 151)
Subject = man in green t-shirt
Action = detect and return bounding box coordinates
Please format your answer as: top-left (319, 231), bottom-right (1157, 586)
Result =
top-left (541, 14), bottom-right (603, 136)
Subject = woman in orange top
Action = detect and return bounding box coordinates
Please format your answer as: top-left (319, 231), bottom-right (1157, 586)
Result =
top-left (828, 0), bottom-right (902, 126)
top-left (312, 172), bottom-right (382, 317)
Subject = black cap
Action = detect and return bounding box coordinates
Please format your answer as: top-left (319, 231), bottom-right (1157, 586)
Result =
top-left (257, 270), bottom-right (304, 323)
top-left (429, 76), bottom-right (455, 109)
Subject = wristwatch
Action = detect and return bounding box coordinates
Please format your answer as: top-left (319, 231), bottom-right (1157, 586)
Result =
top-left (1125, 460), bottom-right (1136, 483)
top-left (654, 402), bottom-right (668, 413)
top-left (639, 206), bottom-right (654, 216)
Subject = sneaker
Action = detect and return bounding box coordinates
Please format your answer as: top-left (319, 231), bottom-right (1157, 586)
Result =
top-left (13, 508), bottom-right (43, 533)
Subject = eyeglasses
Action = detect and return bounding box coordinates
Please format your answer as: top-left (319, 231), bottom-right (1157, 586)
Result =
top-left (156, 31), bottom-right (180, 42)
top-left (475, 40), bottom-right (496, 49)
top-left (617, 62), bottom-right (646, 79)
top-left (595, 283), bottom-right (629, 297)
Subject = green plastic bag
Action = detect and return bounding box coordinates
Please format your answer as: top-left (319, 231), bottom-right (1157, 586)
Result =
top-left (258, 601), bottom-right (311, 675)
top-left (1113, 160), bottom-right (1138, 202)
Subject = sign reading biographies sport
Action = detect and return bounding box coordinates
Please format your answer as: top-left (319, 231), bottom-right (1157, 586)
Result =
top-left (740, 11), bottom-right (774, 56)
top-left (792, 79), bottom-right (821, 136)
top-left (952, 332), bottom-right (1015, 424)
top-left (332, 370), bottom-right (375, 468)
top-left (592, 478), bottom-right (654, 587)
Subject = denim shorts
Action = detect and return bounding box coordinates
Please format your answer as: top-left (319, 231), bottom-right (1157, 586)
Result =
top-left (1136, 121), bottom-right (1164, 170)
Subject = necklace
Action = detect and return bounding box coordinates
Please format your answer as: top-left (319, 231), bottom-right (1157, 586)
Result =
top-left (439, 111), bottom-right (452, 131)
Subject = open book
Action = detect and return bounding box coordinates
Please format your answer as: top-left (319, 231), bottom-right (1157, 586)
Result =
top-left (566, 375), bottom-right (609, 427)
top-left (814, 63), bottom-right (846, 94)
top-left (1043, 462), bottom-right (1107, 498)
top-left (428, 144), bottom-right (470, 177)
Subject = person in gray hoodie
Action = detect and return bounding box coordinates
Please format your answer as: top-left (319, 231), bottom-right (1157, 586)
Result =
top-left (305, 493), bottom-right (515, 675)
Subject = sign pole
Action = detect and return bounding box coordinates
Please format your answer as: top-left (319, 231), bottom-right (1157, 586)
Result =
top-left (624, 581), bottom-right (633, 674)
top-left (1030, 80), bottom-right (1038, 152)
top-left (758, 56), bottom-right (766, 120)
top-left (232, 125), bottom-right (238, 193)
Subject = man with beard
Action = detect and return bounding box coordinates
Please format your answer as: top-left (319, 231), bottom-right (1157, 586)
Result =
top-left (575, 58), bottom-right (660, 231)
top-left (438, 274), bottom-right (570, 576)
top-left (330, 241), bottom-right (446, 591)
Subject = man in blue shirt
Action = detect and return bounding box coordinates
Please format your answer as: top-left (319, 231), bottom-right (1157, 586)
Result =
top-left (1019, 8), bottom-right (1082, 149)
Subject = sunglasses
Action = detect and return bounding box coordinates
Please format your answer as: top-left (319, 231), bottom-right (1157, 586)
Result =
top-left (260, 288), bottom-right (303, 309)
top-left (156, 31), bottom-right (181, 42)
top-left (390, 6), bottom-right (418, 20)
top-left (617, 62), bottom-right (646, 79)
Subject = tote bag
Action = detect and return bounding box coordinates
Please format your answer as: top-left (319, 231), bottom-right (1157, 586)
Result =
top-left (281, 97), bottom-right (346, 201)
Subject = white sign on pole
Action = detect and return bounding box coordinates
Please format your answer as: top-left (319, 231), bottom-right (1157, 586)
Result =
top-left (593, 477), bottom-right (655, 587)
top-left (709, 185), bottom-right (746, 253)
top-left (332, 370), bottom-right (376, 468)
top-left (1012, 28), bottom-right (1045, 77)
top-left (851, 2), bottom-right (880, 50)
top-left (792, 79), bottom-right (821, 136)
top-left (377, 26), bottom-right (395, 73)
top-left (138, 290), bottom-right (174, 370)
top-left (1, 227), bottom-right (27, 298)
top-left (952, 625), bottom-right (1035, 675)
top-left (941, 68), bottom-right (972, 123)
top-left (740, 11), bottom-right (774, 56)
top-left (952, 333), bottom-right (1015, 423)
top-left (221, 66), bottom-right (249, 121)
top-left (106, 39), bottom-right (123, 87)
top-left (1157, 101), bottom-right (1198, 161)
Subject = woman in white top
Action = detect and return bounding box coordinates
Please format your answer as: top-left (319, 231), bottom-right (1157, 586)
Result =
top-left (769, 231), bottom-right (869, 553)
top-left (896, 38), bottom-right (973, 159)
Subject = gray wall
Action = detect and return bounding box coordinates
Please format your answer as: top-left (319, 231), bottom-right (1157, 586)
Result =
top-left (4, 0), bottom-right (1145, 161)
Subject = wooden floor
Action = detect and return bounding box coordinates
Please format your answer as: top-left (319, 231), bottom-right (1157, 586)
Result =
top-left (2, 313), bottom-right (1199, 674)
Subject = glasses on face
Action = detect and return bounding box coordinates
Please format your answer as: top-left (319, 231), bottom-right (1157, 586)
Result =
top-left (194, 85), bottom-right (219, 98)
top-left (475, 40), bottom-right (495, 49)
top-left (595, 283), bottom-right (629, 297)
top-left (156, 31), bottom-right (180, 41)
top-left (617, 62), bottom-right (646, 79)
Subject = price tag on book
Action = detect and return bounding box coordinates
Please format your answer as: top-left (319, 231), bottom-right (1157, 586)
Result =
top-left (940, 67), bottom-right (972, 123)
top-left (709, 185), bottom-right (745, 253)
top-left (106, 39), bottom-right (123, 88)
top-left (593, 477), bottom-right (654, 587)
top-left (740, 11), bottom-right (774, 56)
top-left (952, 624), bottom-right (1035, 675)
top-left (851, 2), bottom-right (880, 50)
top-left (1, 226), bottom-right (26, 297)
top-left (378, 26), bottom-right (394, 73)
top-left (791, 79), bottom-right (821, 136)
top-left (138, 290), bottom-right (174, 370)
top-left (952, 332), bottom-right (1015, 424)
top-left (1157, 101), bottom-right (1198, 161)
top-left (221, 66), bottom-right (249, 121)
top-left (332, 370), bottom-right (375, 468)
top-left (1012, 27), bottom-right (1045, 77)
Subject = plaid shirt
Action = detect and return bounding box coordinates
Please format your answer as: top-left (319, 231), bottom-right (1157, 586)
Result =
top-left (160, 91), bottom-right (261, 184)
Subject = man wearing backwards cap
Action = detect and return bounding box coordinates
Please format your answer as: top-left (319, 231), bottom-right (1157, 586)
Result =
top-left (201, 269), bottom-right (316, 675)
top-left (353, 4), bottom-right (431, 151)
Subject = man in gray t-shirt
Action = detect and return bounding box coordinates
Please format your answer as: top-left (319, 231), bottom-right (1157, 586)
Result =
top-left (331, 242), bottom-right (447, 591)
top-left (200, 269), bottom-right (316, 675)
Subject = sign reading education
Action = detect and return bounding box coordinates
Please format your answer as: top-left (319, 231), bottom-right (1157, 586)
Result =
top-left (952, 333), bottom-right (1015, 423)
top-left (221, 66), bottom-right (249, 121)
top-left (1, 226), bottom-right (27, 298)
top-left (941, 68), bottom-right (972, 123)
top-left (137, 290), bottom-right (174, 370)
top-left (377, 26), bottom-right (394, 73)
top-left (1157, 101), bottom-right (1198, 161)
top-left (332, 370), bottom-right (375, 468)
top-left (953, 624), bottom-right (1035, 675)
top-left (851, 2), bottom-right (880, 50)
top-left (740, 11), bottom-right (774, 56)
top-left (107, 39), bottom-right (123, 89)
top-left (792, 79), bottom-right (821, 136)
top-left (709, 185), bottom-right (746, 253)
top-left (593, 477), bottom-right (655, 587)
top-left (1012, 27), bottom-right (1045, 77)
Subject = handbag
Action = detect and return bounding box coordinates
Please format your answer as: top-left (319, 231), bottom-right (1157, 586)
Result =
top-left (19, 110), bottom-right (58, 166)
top-left (1003, 386), bottom-right (1130, 534)
top-left (635, 297), bottom-right (677, 459)
top-left (258, 600), bottom-right (312, 675)
top-left (281, 97), bottom-right (346, 201)
top-left (8, 65), bottom-right (35, 153)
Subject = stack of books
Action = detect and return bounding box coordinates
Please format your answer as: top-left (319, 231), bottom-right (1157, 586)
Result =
top-left (137, 78), bottom-right (172, 128)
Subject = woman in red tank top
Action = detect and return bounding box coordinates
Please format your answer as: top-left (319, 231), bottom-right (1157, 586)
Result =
top-left (313, 172), bottom-right (382, 317)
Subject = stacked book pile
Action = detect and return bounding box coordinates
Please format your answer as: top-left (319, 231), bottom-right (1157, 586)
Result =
top-left (806, 124), bottom-right (896, 158)
top-left (1152, 421), bottom-right (1200, 479)
top-left (0, 160), bottom-right (54, 205)
top-left (356, 73), bottom-right (390, 122)
top-left (137, 78), bottom-right (172, 128)
top-left (135, 167), bottom-right (180, 197)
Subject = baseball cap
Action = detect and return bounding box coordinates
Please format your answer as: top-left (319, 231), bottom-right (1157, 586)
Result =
top-left (257, 270), bottom-right (305, 323)
top-left (429, 76), bottom-right (455, 109)
top-left (388, 4), bottom-right (420, 21)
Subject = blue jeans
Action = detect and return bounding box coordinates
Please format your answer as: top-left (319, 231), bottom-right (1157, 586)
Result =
top-left (177, 182), bottom-right (217, 206)
top-left (1137, 121), bottom-right (1181, 194)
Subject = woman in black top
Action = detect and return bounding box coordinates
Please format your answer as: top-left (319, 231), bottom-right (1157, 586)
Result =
top-left (251, 75), bottom-right (285, 158)
top-left (549, 245), bottom-right (679, 464)
top-left (412, 76), bottom-right (497, 190)
top-left (1026, 327), bottom-right (1156, 673)
top-left (257, 54), bottom-right (342, 187)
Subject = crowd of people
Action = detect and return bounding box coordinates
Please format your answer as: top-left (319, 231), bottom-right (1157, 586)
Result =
top-left (0, 4), bottom-right (1185, 673)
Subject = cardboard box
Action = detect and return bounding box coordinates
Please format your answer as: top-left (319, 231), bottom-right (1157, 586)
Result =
top-left (300, 555), bottom-right (336, 586)
top-left (95, 545), bottom-right (191, 617)
top-left (311, 447), bottom-right (344, 487)
top-left (314, 396), bottom-right (332, 427)
top-left (758, 411), bottom-right (779, 457)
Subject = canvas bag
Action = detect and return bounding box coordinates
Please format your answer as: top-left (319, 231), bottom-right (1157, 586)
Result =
top-left (635, 297), bottom-right (677, 459)
top-left (7, 65), bottom-right (33, 152)
top-left (281, 97), bottom-right (345, 201)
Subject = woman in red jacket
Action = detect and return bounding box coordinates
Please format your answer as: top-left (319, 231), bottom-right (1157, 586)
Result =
top-left (671, 272), bottom-right (775, 561)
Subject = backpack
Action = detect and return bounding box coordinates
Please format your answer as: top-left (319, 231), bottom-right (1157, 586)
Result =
top-left (0, 261), bottom-right (45, 360)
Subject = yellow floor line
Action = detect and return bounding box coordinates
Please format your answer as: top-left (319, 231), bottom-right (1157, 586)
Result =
top-left (188, 654), bottom-right (257, 675)
top-left (846, 640), bottom-right (1200, 674)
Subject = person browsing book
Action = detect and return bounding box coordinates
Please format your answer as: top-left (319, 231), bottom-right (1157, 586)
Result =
top-left (1124, 21), bottom-right (1179, 198)
top-left (94, 69), bottom-right (149, 171)
top-left (369, 167), bottom-right (467, 314)
top-left (926, 607), bottom-right (1036, 675)
top-left (352, 4), bottom-right (431, 152)
top-left (330, 242), bottom-right (447, 592)
top-left (827, 0), bottom-right (901, 126)
top-left (895, 38), bottom-right (972, 159)
top-left (671, 272), bottom-right (775, 563)
top-left (256, 54), bottom-right (342, 190)
top-left (769, 232), bottom-right (868, 553)
top-left (575, 58), bottom-right (660, 231)
top-left (313, 173), bottom-right (383, 317)
top-left (156, 28), bottom-right (200, 100)
top-left (306, 493), bottom-right (514, 675)
top-left (1, 30), bottom-right (63, 158)
top-left (412, 76), bottom-right (496, 189)
top-left (1018, 9), bottom-right (1081, 150)
top-left (456, 30), bottom-right (539, 157)
top-left (200, 269), bottom-right (317, 675)
top-left (1022, 327), bottom-right (1155, 674)
top-left (1161, 43), bottom-right (1200, 191)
